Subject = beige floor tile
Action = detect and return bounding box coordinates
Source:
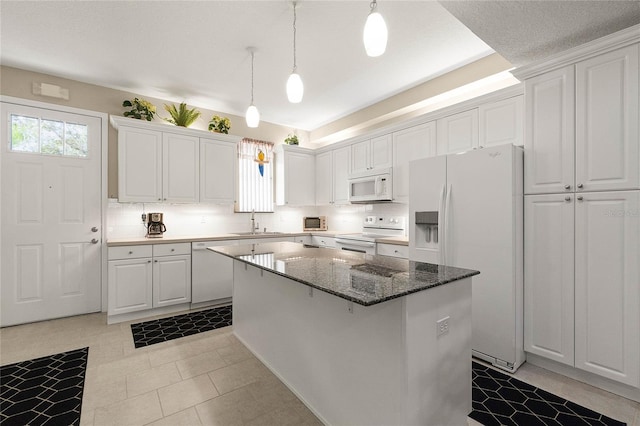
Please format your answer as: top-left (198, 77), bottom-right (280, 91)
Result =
top-left (158, 373), bottom-right (219, 416)
top-left (80, 408), bottom-right (95, 426)
top-left (146, 407), bottom-right (202, 426)
top-left (187, 333), bottom-right (233, 354)
top-left (176, 350), bottom-right (228, 380)
top-left (82, 375), bottom-right (127, 412)
top-left (126, 362), bottom-right (183, 397)
top-left (216, 342), bottom-right (254, 365)
top-left (195, 387), bottom-right (270, 426)
top-left (93, 391), bottom-right (163, 426)
top-left (148, 342), bottom-right (199, 367)
top-left (95, 352), bottom-right (151, 379)
top-left (467, 416), bottom-right (484, 425)
top-left (208, 358), bottom-right (274, 395)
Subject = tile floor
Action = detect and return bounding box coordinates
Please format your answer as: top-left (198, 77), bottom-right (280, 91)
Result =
top-left (1, 309), bottom-right (639, 426)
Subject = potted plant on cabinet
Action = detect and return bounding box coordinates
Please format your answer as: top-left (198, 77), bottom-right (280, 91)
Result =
top-left (163, 103), bottom-right (201, 127)
top-left (122, 98), bottom-right (157, 121)
top-left (284, 134), bottom-right (299, 145)
top-left (208, 115), bottom-right (231, 134)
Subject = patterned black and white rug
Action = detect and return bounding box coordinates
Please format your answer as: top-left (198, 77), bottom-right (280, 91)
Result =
top-left (130, 305), bottom-right (232, 348)
top-left (0, 347), bottom-right (88, 426)
top-left (470, 361), bottom-right (626, 426)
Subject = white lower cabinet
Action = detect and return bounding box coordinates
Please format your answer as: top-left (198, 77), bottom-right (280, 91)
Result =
top-left (525, 191), bottom-right (639, 387)
top-left (377, 243), bottom-right (408, 259)
top-left (312, 236), bottom-right (336, 248)
top-left (108, 243), bottom-right (191, 316)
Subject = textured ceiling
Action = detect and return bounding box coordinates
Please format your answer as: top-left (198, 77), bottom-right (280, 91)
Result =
top-left (439, 0), bottom-right (640, 67)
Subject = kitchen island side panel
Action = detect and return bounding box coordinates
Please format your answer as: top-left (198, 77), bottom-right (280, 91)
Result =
top-left (232, 260), bottom-right (472, 426)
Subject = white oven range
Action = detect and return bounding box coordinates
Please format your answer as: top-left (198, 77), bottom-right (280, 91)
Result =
top-left (335, 215), bottom-right (405, 255)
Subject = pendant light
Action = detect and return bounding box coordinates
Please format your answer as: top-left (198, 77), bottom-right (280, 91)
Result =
top-left (245, 47), bottom-right (260, 128)
top-left (286, 1), bottom-right (304, 103)
top-left (363, 0), bottom-right (388, 57)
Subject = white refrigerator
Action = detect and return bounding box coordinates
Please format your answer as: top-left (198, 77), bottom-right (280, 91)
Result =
top-left (409, 144), bottom-right (525, 372)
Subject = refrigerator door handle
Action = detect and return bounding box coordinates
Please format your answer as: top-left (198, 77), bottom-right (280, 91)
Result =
top-left (438, 184), bottom-right (446, 264)
top-left (444, 184), bottom-right (452, 265)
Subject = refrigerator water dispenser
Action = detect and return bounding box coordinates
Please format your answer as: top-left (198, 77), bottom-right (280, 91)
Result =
top-left (415, 211), bottom-right (438, 248)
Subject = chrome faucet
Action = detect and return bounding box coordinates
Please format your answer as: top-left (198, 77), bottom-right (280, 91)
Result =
top-left (250, 209), bottom-right (259, 233)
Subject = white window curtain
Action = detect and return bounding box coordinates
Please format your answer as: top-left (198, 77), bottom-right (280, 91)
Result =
top-left (237, 138), bottom-right (274, 212)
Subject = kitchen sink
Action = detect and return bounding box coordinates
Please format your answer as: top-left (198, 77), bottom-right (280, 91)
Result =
top-left (232, 231), bottom-right (285, 236)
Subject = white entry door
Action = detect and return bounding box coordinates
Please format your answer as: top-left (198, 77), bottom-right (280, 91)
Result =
top-left (1, 102), bottom-right (103, 326)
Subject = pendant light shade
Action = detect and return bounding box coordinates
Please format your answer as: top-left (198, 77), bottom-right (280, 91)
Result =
top-left (363, 0), bottom-right (387, 57)
top-left (286, 72), bottom-right (304, 104)
top-left (245, 104), bottom-right (260, 128)
top-left (245, 47), bottom-right (260, 128)
top-left (287, 2), bottom-right (304, 103)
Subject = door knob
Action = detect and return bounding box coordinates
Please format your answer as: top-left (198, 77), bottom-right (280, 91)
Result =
top-left (564, 184), bottom-right (571, 190)
top-left (564, 196), bottom-right (571, 201)
top-left (577, 196), bottom-right (584, 201)
top-left (577, 183), bottom-right (584, 189)
top-left (91, 227), bottom-right (99, 232)
top-left (91, 238), bottom-right (99, 244)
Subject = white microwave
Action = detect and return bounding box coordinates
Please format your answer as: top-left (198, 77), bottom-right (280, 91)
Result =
top-left (348, 168), bottom-right (393, 203)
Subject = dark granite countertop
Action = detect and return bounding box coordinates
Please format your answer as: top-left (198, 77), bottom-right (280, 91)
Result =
top-left (208, 241), bottom-right (479, 306)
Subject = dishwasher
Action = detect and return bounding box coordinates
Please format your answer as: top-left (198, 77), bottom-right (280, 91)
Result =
top-left (191, 240), bottom-right (235, 306)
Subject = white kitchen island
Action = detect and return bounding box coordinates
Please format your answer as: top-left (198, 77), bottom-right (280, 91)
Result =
top-left (209, 242), bottom-right (479, 426)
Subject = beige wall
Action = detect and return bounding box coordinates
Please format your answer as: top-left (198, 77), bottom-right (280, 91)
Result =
top-left (309, 53), bottom-right (513, 145)
top-left (0, 66), bottom-right (297, 198)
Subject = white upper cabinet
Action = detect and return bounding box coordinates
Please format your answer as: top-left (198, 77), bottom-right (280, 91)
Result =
top-left (392, 122), bottom-right (437, 203)
top-left (333, 146), bottom-right (351, 205)
top-left (575, 45), bottom-right (639, 192)
top-left (118, 126), bottom-right (163, 202)
top-left (276, 145), bottom-right (315, 206)
top-left (524, 44), bottom-right (639, 195)
top-left (479, 95), bottom-right (524, 147)
top-left (524, 66), bottom-right (576, 195)
top-left (162, 133), bottom-right (199, 203)
top-left (315, 150), bottom-right (333, 205)
top-left (350, 134), bottom-right (392, 174)
top-left (200, 138), bottom-right (236, 204)
top-left (436, 109), bottom-right (479, 154)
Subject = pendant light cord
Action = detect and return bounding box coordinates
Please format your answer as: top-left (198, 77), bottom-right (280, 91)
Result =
top-left (370, 0), bottom-right (377, 12)
top-left (292, 1), bottom-right (297, 72)
top-left (250, 51), bottom-right (255, 104)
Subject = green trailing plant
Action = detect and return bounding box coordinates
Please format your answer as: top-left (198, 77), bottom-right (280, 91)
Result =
top-left (284, 134), bottom-right (299, 145)
top-left (122, 98), bottom-right (156, 121)
top-left (208, 115), bottom-right (231, 134)
top-left (163, 103), bottom-right (201, 127)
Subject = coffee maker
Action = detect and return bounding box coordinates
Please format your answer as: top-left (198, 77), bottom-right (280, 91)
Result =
top-left (146, 212), bottom-right (166, 238)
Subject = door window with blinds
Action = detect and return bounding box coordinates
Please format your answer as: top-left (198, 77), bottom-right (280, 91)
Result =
top-left (236, 138), bottom-right (274, 212)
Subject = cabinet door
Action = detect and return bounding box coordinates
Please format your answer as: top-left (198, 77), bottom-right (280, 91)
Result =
top-left (576, 45), bottom-right (639, 192)
top-left (283, 152), bottom-right (315, 206)
top-left (315, 151), bottom-right (333, 205)
top-left (351, 140), bottom-right (370, 174)
top-left (436, 109), bottom-right (478, 154)
top-left (333, 146), bottom-right (351, 205)
top-left (200, 138), bottom-right (236, 204)
top-left (153, 254), bottom-right (192, 308)
top-left (524, 194), bottom-right (575, 366)
top-left (524, 66), bottom-right (575, 195)
top-left (118, 127), bottom-right (162, 202)
top-left (108, 258), bottom-right (153, 315)
top-left (393, 122), bottom-right (437, 203)
top-left (479, 95), bottom-right (524, 147)
top-left (163, 133), bottom-right (199, 203)
top-left (370, 134), bottom-right (392, 169)
top-left (574, 191), bottom-right (639, 386)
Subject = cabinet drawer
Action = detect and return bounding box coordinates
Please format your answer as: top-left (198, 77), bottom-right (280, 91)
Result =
top-left (153, 243), bottom-right (191, 257)
top-left (108, 245), bottom-right (153, 260)
top-left (377, 243), bottom-right (408, 258)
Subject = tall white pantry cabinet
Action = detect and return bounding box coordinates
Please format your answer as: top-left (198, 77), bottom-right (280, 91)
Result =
top-left (516, 35), bottom-right (639, 392)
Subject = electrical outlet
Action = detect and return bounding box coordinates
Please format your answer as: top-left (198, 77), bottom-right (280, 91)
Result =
top-left (141, 213), bottom-right (146, 223)
top-left (436, 316), bottom-right (450, 337)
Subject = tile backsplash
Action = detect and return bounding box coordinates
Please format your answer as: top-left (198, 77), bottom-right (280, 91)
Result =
top-left (106, 200), bottom-right (408, 240)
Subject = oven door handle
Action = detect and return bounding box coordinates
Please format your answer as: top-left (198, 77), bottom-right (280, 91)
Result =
top-left (335, 239), bottom-right (376, 248)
